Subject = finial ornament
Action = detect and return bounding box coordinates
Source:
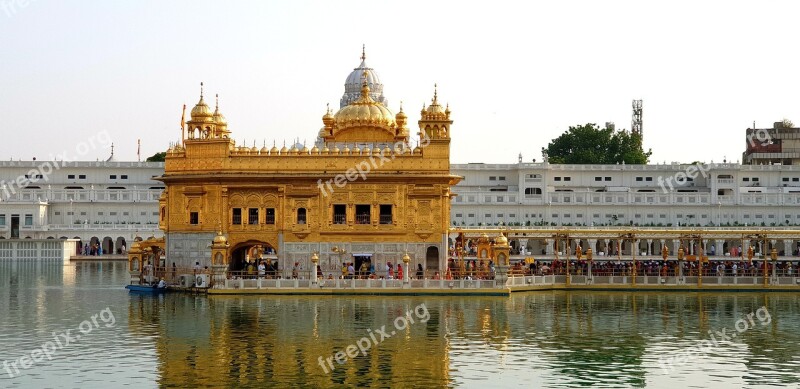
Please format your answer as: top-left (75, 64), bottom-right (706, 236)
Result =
top-left (215, 93), bottom-right (219, 110)
top-left (399, 101), bottom-right (404, 112)
top-left (361, 44), bottom-right (366, 61)
top-left (200, 82), bottom-right (204, 99)
top-left (432, 83), bottom-right (438, 104)
top-left (360, 70), bottom-right (371, 98)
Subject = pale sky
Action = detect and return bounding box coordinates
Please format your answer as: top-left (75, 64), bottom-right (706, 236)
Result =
top-left (1, 0), bottom-right (798, 165)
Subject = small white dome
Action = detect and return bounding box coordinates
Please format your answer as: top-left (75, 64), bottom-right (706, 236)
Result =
top-left (340, 48), bottom-right (388, 108)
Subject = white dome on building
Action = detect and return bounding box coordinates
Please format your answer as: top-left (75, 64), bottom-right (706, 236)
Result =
top-left (340, 46), bottom-right (388, 108)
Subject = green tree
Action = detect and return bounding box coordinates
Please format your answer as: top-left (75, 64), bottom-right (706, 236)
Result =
top-left (544, 123), bottom-right (651, 164)
top-left (145, 151), bottom-right (166, 162)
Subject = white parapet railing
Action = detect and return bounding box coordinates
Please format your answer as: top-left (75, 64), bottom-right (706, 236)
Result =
top-left (0, 239), bottom-right (78, 262)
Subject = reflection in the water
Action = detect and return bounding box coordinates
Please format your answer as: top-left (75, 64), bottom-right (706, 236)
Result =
top-left (126, 292), bottom-right (800, 388)
top-left (1, 261), bottom-right (800, 388)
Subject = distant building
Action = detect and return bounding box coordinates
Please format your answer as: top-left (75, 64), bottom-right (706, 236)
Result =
top-left (0, 159), bottom-right (163, 253)
top-left (450, 161), bottom-right (800, 232)
top-left (744, 121), bottom-right (800, 165)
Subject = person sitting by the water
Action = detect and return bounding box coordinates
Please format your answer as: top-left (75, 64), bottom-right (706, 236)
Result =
top-left (157, 278), bottom-right (166, 288)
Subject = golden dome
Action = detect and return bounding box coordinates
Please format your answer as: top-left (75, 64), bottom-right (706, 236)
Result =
top-left (191, 83), bottom-right (214, 122)
top-left (425, 85), bottom-right (446, 115)
top-left (333, 73), bottom-right (396, 133)
top-left (311, 145), bottom-right (320, 154)
top-left (213, 94), bottom-right (227, 126)
top-left (478, 233), bottom-right (489, 243)
top-left (395, 102), bottom-right (408, 128)
top-left (302, 144), bottom-right (310, 154)
top-left (280, 142), bottom-right (288, 154)
top-left (213, 231), bottom-right (227, 245)
top-left (322, 103), bottom-right (334, 126)
top-left (322, 144), bottom-right (330, 154)
top-left (343, 144), bottom-right (351, 154)
top-left (270, 141), bottom-right (279, 155)
top-left (332, 145), bottom-right (340, 154)
top-left (495, 234), bottom-right (508, 246)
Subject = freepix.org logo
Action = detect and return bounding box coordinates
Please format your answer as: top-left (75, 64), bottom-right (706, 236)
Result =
top-left (747, 127), bottom-right (774, 148)
top-left (316, 135), bottom-right (430, 197)
top-left (2, 307), bottom-right (116, 379)
top-left (0, 130), bottom-right (112, 200)
top-left (1, 0), bottom-right (37, 18)
top-left (317, 303), bottom-right (430, 374)
top-left (657, 163), bottom-right (711, 193)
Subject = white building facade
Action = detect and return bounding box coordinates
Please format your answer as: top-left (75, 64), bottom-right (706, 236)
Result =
top-left (0, 160), bottom-right (164, 254)
top-left (451, 161), bottom-right (800, 229)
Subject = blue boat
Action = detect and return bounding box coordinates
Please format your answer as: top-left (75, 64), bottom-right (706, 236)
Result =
top-left (125, 284), bottom-right (169, 294)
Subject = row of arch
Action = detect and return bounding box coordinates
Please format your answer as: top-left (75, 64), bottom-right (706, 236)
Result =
top-left (10, 236), bottom-right (131, 255)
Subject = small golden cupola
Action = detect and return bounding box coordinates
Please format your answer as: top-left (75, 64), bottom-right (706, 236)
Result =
top-left (319, 103), bottom-right (334, 139)
top-left (213, 94), bottom-right (230, 138)
top-left (419, 84), bottom-right (453, 141)
top-left (186, 82), bottom-right (220, 141)
top-left (396, 102), bottom-right (409, 138)
top-left (190, 82), bottom-right (214, 122)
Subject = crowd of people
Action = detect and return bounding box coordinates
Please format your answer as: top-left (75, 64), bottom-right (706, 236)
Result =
top-left (517, 258), bottom-right (798, 277)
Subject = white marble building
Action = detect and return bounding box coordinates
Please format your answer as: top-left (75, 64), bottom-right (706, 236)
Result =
top-left (451, 160), bottom-right (800, 229)
top-left (0, 159), bottom-right (164, 254)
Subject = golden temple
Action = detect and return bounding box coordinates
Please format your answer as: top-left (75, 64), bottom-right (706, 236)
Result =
top-left (151, 49), bottom-right (460, 277)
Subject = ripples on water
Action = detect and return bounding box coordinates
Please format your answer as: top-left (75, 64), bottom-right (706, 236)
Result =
top-left (1, 260), bottom-right (799, 388)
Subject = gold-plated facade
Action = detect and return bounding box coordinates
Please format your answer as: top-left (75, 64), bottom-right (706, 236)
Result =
top-left (157, 63), bottom-right (460, 274)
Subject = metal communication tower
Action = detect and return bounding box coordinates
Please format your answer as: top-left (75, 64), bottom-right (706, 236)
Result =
top-left (631, 100), bottom-right (643, 141)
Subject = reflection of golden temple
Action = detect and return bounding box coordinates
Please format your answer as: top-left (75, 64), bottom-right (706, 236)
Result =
top-left (151, 49), bottom-right (459, 277)
top-left (130, 296), bottom-right (451, 387)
